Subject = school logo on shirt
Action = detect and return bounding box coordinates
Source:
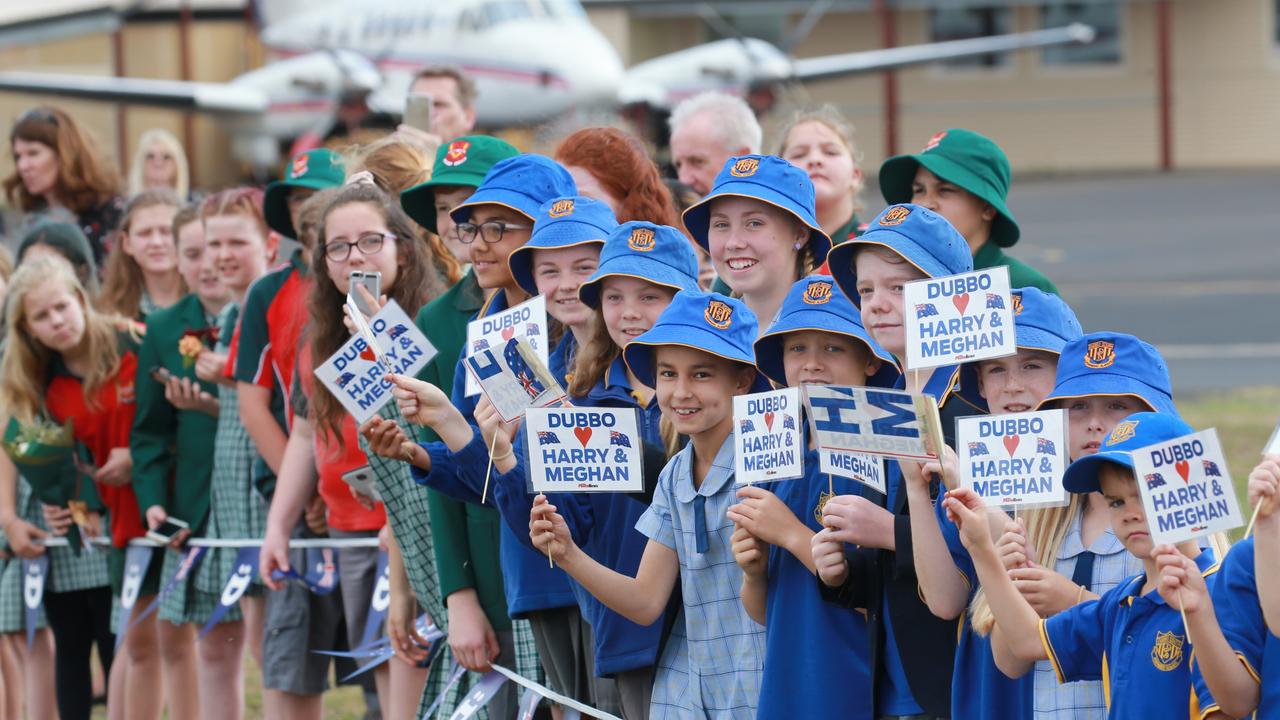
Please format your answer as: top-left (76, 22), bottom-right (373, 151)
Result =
top-left (117, 381), bottom-right (135, 405)
top-left (549, 199), bottom-right (574, 218)
top-left (1084, 340), bottom-right (1116, 369)
top-left (1107, 420), bottom-right (1138, 446)
top-left (1151, 630), bottom-right (1185, 671)
top-left (879, 206), bottom-right (911, 226)
top-left (290, 153), bottom-right (309, 179)
top-left (442, 140), bottom-right (470, 167)
top-left (705, 299), bottom-right (733, 330)
top-left (729, 158), bottom-right (760, 177)
top-left (628, 227), bottom-right (656, 252)
top-left (923, 131), bottom-right (948, 152)
top-left (1010, 294), bottom-right (1024, 316)
top-left (802, 280), bottom-right (833, 305)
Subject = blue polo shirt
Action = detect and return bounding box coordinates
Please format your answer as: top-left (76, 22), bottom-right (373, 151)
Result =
top-left (1041, 549), bottom-right (1220, 719)
top-left (1193, 536), bottom-right (1277, 718)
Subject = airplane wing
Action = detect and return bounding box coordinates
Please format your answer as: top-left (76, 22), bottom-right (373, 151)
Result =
top-left (791, 23), bottom-right (1096, 82)
top-left (0, 72), bottom-right (267, 114)
top-left (0, 1), bottom-right (137, 48)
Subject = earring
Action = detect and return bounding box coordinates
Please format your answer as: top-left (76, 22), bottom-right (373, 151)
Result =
top-left (794, 241), bottom-right (804, 250)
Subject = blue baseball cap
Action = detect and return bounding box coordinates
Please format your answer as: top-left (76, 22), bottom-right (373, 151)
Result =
top-left (827, 204), bottom-right (973, 308)
top-left (681, 154), bottom-right (832, 264)
top-left (753, 276), bottom-right (899, 388)
top-left (1062, 412), bottom-right (1194, 493)
top-left (577, 221), bottom-right (701, 309)
top-left (959, 287), bottom-right (1084, 396)
top-left (507, 196), bottom-right (617, 296)
top-left (1038, 332), bottom-right (1178, 417)
top-left (623, 291), bottom-right (771, 392)
top-left (450, 154), bottom-right (577, 224)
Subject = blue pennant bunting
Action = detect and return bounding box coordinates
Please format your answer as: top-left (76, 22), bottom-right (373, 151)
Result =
top-left (360, 550), bottom-right (391, 647)
top-left (22, 556), bottom-right (48, 649)
top-left (448, 670), bottom-right (508, 719)
top-left (129, 546), bottom-right (206, 630)
top-left (199, 546), bottom-right (259, 640)
top-left (421, 662), bottom-right (467, 720)
top-left (114, 546), bottom-right (156, 651)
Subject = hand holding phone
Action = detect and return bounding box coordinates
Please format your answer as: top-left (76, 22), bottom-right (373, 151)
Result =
top-left (349, 270), bottom-right (382, 319)
top-left (404, 93), bottom-right (433, 133)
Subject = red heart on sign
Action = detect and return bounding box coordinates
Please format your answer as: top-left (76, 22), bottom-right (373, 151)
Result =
top-left (573, 426), bottom-right (592, 447)
top-left (501, 326), bottom-right (515, 341)
top-left (764, 412), bottom-right (775, 431)
top-left (359, 346), bottom-right (376, 362)
top-left (1175, 460), bottom-right (1190, 483)
top-left (953, 293), bottom-right (970, 314)
top-left (1003, 435), bottom-right (1020, 456)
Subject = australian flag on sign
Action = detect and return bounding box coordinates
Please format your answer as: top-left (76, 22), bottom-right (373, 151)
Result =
top-left (915, 303), bottom-right (939, 319)
top-left (1144, 472), bottom-right (1167, 490)
top-left (336, 371), bottom-right (356, 388)
top-left (985, 293), bottom-right (1005, 310)
top-left (537, 431), bottom-right (560, 446)
top-left (1036, 437), bottom-right (1056, 455)
top-left (503, 339), bottom-right (545, 400)
top-left (472, 339), bottom-right (490, 353)
top-left (609, 431), bottom-right (631, 448)
top-left (740, 419), bottom-right (755, 434)
top-left (782, 414), bottom-right (795, 430)
top-left (969, 441), bottom-right (990, 456)
top-left (387, 324), bottom-right (410, 340)
top-left (527, 324), bottom-right (540, 337)
top-left (1202, 460), bottom-right (1223, 477)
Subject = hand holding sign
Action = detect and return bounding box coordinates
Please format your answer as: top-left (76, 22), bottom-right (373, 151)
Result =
top-left (1246, 454), bottom-right (1280, 534)
top-left (726, 485), bottom-right (805, 549)
top-left (388, 374), bottom-right (458, 430)
top-left (529, 495), bottom-right (576, 564)
top-left (1154, 544), bottom-right (1210, 614)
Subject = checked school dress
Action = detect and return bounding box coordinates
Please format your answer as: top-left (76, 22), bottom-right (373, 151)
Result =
top-left (0, 476), bottom-right (52, 632)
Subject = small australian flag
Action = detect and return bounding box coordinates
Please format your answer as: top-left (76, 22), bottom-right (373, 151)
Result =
top-left (387, 324), bottom-right (409, 340)
top-left (1202, 460), bottom-right (1222, 477)
top-left (609, 431), bottom-right (631, 448)
top-left (782, 414), bottom-right (795, 430)
top-left (969, 441), bottom-right (990, 456)
top-left (985, 293), bottom-right (1005, 310)
top-left (916, 303), bottom-right (939, 319)
top-left (1036, 437), bottom-right (1056, 455)
top-left (1145, 472), bottom-right (1167, 489)
top-left (538, 431), bottom-right (560, 446)
top-left (740, 419), bottom-right (755, 434)
top-left (336, 371), bottom-right (356, 388)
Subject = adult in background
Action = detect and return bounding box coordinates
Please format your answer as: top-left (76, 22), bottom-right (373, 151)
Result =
top-left (127, 128), bottom-right (191, 201)
top-left (554, 126), bottom-right (675, 225)
top-left (4, 106), bottom-right (125, 267)
top-left (666, 91), bottom-right (761, 195)
top-left (877, 128), bottom-right (1058, 293)
top-left (397, 65), bottom-right (479, 154)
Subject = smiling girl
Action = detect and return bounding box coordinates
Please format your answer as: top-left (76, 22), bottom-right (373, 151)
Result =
top-left (100, 189), bottom-right (185, 319)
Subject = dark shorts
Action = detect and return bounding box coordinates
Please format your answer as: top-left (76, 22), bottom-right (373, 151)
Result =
top-left (261, 548), bottom-right (347, 695)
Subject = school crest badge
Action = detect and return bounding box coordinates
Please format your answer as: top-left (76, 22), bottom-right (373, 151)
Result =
top-left (1011, 294), bottom-right (1024, 316)
top-left (730, 157), bottom-right (760, 177)
top-left (1107, 420), bottom-right (1138, 446)
top-left (290, 153), bottom-right (309, 179)
top-left (1151, 630), bottom-right (1184, 671)
top-left (1084, 340), bottom-right (1116, 369)
top-left (814, 490), bottom-right (836, 524)
top-left (705, 299), bottom-right (733, 330)
top-left (923, 131), bottom-right (948, 152)
top-left (628, 227), bottom-right (656, 252)
top-left (549, 199), bottom-right (574, 218)
top-left (879, 206), bottom-right (911, 226)
top-left (803, 280), bottom-right (833, 305)
top-left (117, 382), bottom-right (136, 405)
top-left (442, 140), bottom-right (470, 167)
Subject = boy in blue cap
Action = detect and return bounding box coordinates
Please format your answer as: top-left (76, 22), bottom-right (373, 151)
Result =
top-left (530, 291), bottom-right (768, 719)
top-left (729, 275), bottom-right (897, 720)
top-left (944, 412), bottom-right (1220, 720)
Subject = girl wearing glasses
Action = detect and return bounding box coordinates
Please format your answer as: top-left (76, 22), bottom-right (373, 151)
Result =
top-left (127, 129), bottom-right (191, 202)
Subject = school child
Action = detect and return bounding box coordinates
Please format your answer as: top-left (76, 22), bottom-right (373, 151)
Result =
top-left (901, 287), bottom-right (1082, 720)
top-left (525, 290), bottom-right (768, 719)
top-left (728, 274), bottom-right (897, 719)
top-left (99, 188), bottom-right (185, 319)
top-left (682, 154), bottom-right (831, 327)
top-left (944, 412), bottom-right (1222, 719)
top-left (877, 128), bottom-right (1057, 293)
top-left (129, 200), bottom-right (229, 718)
top-left (815, 203), bottom-right (979, 719)
top-left (776, 106), bottom-right (869, 244)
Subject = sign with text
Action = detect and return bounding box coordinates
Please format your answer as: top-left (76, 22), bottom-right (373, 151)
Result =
top-left (1134, 428), bottom-right (1243, 545)
top-left (733, 388), bottom-right (803, 485)
top-left (525, 407), bottom-right (643, 493)
top-left (958, 409), bottom-right (1068, 509)
top-left (465, 296), bottom-right (548, 397)
top-left (903, 266), bottom-right (1016, 370)
top-left (314, 301), bottom-right (437, 424)
top-left (817, 449), bottom-right (886, 495)
top-left (804, 385), bottom-right (931, 462)
top-left (465, 337), bottom-right (566, 423)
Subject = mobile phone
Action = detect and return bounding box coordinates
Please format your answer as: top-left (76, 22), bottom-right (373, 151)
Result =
top-left (150, 366), bottom-right (174, 384)
top-left (340, 466), bottom-right (383, 503)
top-left (404, 93), bottom-right (433, 133)
top-left (349, 270), bottom-right (381, 318)
top-left (146, 516), bottom-right (190, 546)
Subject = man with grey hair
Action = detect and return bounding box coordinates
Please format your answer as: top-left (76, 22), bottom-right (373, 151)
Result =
top-left (667, 91), bottom-right (762, 195)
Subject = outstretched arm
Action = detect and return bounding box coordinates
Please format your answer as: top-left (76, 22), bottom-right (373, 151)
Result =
top-left (902, 450), bottom-right (969, 620)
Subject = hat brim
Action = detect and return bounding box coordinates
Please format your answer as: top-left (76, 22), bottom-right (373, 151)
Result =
top-left (1039, 378), bottom-right (1178, 417)
top-left (753, 312), bottom-right (898, 387)
top-left (623, 325), bottom-right (769, 392)
top-left (578, 258), bottom-right (699, 309)
top-left (400, 183), bottom-right (441, 234)
top-left (827, 238), bottom-right (939, 309)
top-left (682, 188), bottom-right (831, 264)
top-left (1063, 451), bottom-right (1134, 494)
top-left (450, 190), bottom-right (537, 225)
top-left (507, 238), bottom-right (604, 297)
top-left (879, 154), bottom-right (1020, 248)
top-left (263, 180), bottom-right (322, 239)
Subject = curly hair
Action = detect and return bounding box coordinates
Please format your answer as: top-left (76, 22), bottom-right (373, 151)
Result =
top-left (4, 106), bottom-right (122, 214)
top-left (554, 127), bottom-right (675, 226)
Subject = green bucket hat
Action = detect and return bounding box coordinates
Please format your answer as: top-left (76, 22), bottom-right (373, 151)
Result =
top-left (878, 128), bottom-right (1020, 248)
top-left (400, 135), bottom-right (520, 234)
top-left (263, 148), bottom-right (346, 238)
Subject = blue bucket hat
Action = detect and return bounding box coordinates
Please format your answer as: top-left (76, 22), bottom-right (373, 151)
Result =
top-left (1062, 412), bottom-right (1193, 493)
top-left (959, 287), bottom-right (1083, 396)
top-left (623, 291), bottom-right (771, 392)
top-left (1038, 332), bottom-right (1178, 417)
top-left (826, 204), bottom-right (972, 307)
top-left (578, 222), bottom-right (701, 308)
top-left (507, 196), bottom-right (617, 296)
top-left (450, 154), bottom-right (577, 224)
top-left (681, 154), bottom-right (832, 264)
top-left (753, 276), bottom-right (899, 388)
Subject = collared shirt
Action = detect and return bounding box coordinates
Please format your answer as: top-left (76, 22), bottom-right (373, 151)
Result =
top-left (1034, 508), bottom-right (1144, 719)
top-left (1041, 550), bottom-right (1219, 720)
top-left (635, 433), bottom-right (765, 718)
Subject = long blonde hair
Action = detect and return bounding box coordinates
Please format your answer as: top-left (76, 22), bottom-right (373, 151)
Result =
top-left (99, 189), bottom-right (184, 318)
top-left (0, 256), bottom-right (129, 424)
top-left (127, 128), bottom-right (190, 200)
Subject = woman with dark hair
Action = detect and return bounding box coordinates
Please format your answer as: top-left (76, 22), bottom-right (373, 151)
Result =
top-left (4, 106), bottom-right (125, 266)
top-left (555, 127), bottom-right (675, 225)
top-left (17, 220), bottom-right (102, 296)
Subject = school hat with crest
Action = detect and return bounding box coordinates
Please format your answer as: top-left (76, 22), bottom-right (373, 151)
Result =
top-left (400, 135), bottom-right (520, 234)
top-left (1061, 412), bottom-right (1193, 493)
top-left (959, 287), bottom-right (1083, 393)
top-left (449, 154), bottom-right (577, 224)
top-left (753, 276), bottom-right (899, 388)
top-left (507, 196), bottom-right (618, 296)
top-left (877, 128), bottom-right (1021, 248)
top-left (263, 148), bottom-right (345, 238)
top-left (1038, 332), bottom-right (1179, 417)
top-left (623, 291), bottom-right (771, 393)
top-left (577, 221), bottom-right (701, 309)
top-left (827, 203), bottom-right (972, 308)
top-left (681, 154), bottom-right (832, 264)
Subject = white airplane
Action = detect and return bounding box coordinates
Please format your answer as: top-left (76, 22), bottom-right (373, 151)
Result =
top-left (0, 0), bottom-right (1093, 172)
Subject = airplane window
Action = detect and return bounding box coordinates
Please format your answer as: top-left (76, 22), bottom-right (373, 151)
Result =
top-left (459, 8), bottom-right (483, 33)
top-left (542, 0), bottom-right (585, 18)
top-left (484, 0), bottom-right (533, 27)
